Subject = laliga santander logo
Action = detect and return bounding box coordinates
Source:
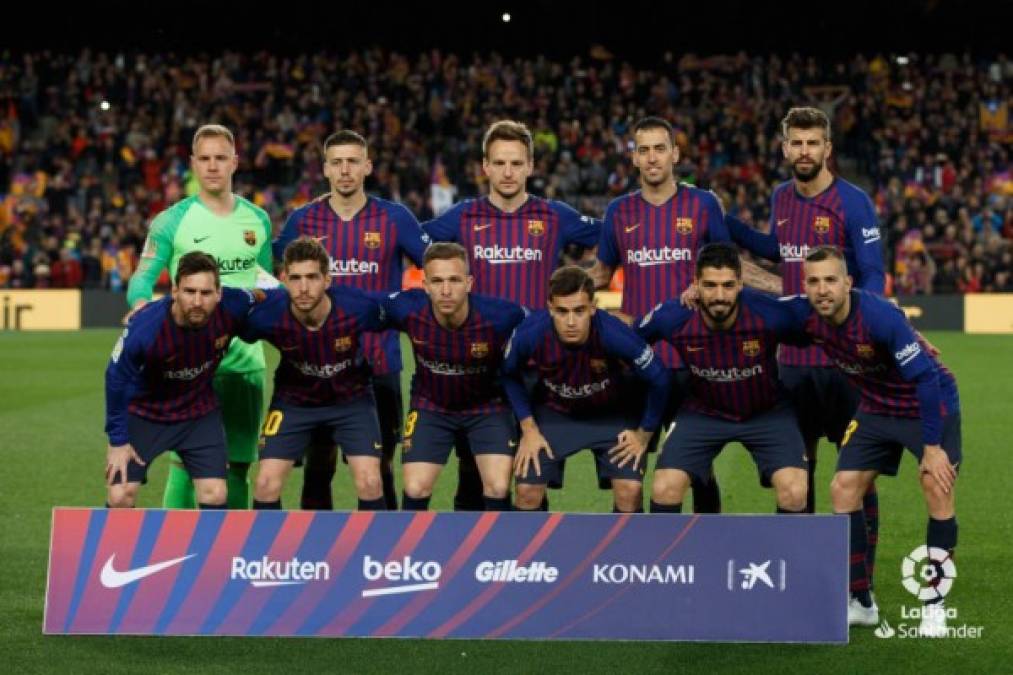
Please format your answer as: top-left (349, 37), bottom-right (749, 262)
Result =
top-left (901, 545), bottom-right (956, 601)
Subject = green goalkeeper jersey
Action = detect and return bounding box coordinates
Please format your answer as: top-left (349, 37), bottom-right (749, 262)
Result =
top-left (127, 194), bottom-right (274, 373)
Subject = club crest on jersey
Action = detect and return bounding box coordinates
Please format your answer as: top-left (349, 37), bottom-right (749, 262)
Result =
top-left (742, 339), bottom-right (761, 357)
top-left (215, 335), bottom-right (230, 350)
top-left (675, 217), bottom-right (694, 234)
top-left (243, 230), bottom-right (257, 246)
top-left (335, 336), bottom-right (353, 352)
top-left (813, 216), bottom-right (831, 234)
top-left (363, 231), bottom-right (382, 249)
top-left (528, 219), bottom-right (545, 236)
top-left (856, 343), bottom-right (875, 359)
top-left (590, 358), bottom-right (608, 373)
top-left (471, 342), bottom-right (490, 358)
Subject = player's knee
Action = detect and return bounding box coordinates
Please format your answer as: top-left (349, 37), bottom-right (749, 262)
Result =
top-left (830, 472), bottom-right (865, 511)
top-left (613, 481), bottom-right (643, 512)
top-left (920, 474), bottom-right (955, 517)
top-left (651, 471), bottom-right (689, 504)
top-left (402, 476), bottom-right (434, 500)
top-left (254, 474), bottom-right (282, 502)
top-left (197, 482), bottom-right (227, 506)
top-left (514, 484), bottom-right (544, 510)
top-left (106, 486), bottom-right (137, 508)
top-left (775, 481), bottom-right (807, 512)
top-left (353, 470), bottom-right (383, 500)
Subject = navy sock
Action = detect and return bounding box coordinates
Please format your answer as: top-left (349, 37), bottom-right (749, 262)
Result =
top-left (357, 497), bottom-right (387, 511)
top-left (198, 502), bottom-right (226, 510)
top-left (402, 494), bottom-right (431, 511)
top-left (483, 496), bottom-right (512, 511)
top-left (805, 441), bottom-right (818, 513)
top-left (692, 478), bottom-right (721, 514)
top-left (650, 500), bottom-right (682, 514)
top-left (863, 484), bottom-right (880, 590)
top-left (253, 499), bottom-right (281, 510)
top-left (926, 516), bottom-right (958, 604)
top-left (843, 509), bottom-right (871, 606)
top-left (776, 506), bottom-right (805, 514)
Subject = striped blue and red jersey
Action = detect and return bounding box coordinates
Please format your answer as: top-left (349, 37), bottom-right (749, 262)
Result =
top-left (784, 290), bottom-right (959, 444)
top-left (503, 310), bottom-right (670, 431)
top-left (597, 185), bottom-right (729, 367)
top-left (241, 287), bottom-right (385, 407)
top-left (381, 290), bottom-right (526, 414)
top-left (104, 288), bottom-right (256, 444)
top-left (636, 289), bottom-right (806, 422)
top-left (423, 196), bottom-right (599, 309)
top-left (726, 177), bottom-right (885, 367)
top-left (275, 196), bottom-right (429, 375)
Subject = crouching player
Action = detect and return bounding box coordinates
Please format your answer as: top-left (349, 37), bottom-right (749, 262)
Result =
top-left (241, 237), bottom-right (388, 510)
top-left (382, 242), bottom-right (526, 511)
top-left (104, 252), bottom-right (261, 508)
top-left (503, 266), bottom-right (670, 513)
top-left (636, 243), bottom-right (809, 514)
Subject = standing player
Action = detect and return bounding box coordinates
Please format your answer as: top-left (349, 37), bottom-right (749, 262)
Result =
top-left (106, 253), bottom-right (259, 509)
top-left (723, 107), bottom-right (886, 590)
top-left (591, 116), bottom-right (731, 514)
top-left (424, 120), bottom-right (601, 510)
top-left (381, 243), bottom-right (526, 511)
top-left (127, 124), bottom-right (273, 510)
top-left (795, 246), bottom-right (959, 635)
top-left (635, 243), bottom-right (809, 515)
top-left (241, 237), bottom-right (387, 511)
top-left (275, 130), bottom-right (430, 510)
top-left (503, 266), bottom-right (670, 514)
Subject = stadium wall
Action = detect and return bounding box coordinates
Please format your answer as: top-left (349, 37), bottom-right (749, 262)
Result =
top-left (1, 290), bottom-right (1011, 334)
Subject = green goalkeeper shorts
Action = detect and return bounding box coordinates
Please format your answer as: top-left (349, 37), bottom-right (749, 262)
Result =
top-left (213, 370), bottom-right (265, 464)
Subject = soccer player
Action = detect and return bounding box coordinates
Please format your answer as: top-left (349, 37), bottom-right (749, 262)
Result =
top-left (591, 116), bottom-right (731, 514)
top-left (636, 243), bottom-right (809, 515)
top-left (795, 246), bottom-right (960, 635)
top-left (240, 237), bottom-right (387, 511)
top-left (105, 252), bottom-right (259, 509)
top-left (503, 266), bottom-right (670, 514)
top-left (723, 106), bottom-right (886, 591)
top-left (275, 130), bottom-right (430, 511)
top-left (423, 120), bottom-right (601, 510)
top-left (126, 124), bottom-right (273, 510)
top-left (381, 242), bottom-right (526, 511)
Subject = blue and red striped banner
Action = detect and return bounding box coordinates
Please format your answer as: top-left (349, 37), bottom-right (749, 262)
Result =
top-left (45, 509), bottom-right (848, 642)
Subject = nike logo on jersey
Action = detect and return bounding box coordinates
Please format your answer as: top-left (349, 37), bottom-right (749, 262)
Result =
top-left (624, 224), bottom-right (641, 233)
top-left (776, 219), bottom-right (789, 227)
top-left (99, 553), bottom-right (195, 588)
top-left (686, 346), bottom-right (706, 352)
top-left (281, 345), bottom-right (300, 351)
top-left (194, 236), bottom-right (211, 243)
top-left (373, 442), bottom-right (383, 450)
top-left (473, 223), bottom-right (494, 232)
top-left (508, 440), bottom-right (518, 448)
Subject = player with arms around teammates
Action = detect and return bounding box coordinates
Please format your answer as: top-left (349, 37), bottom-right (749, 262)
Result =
top-left (275, 130), bottom-right (431, 511)
top-left (105, 253), bottom-right (261, 509)
top-left (240, 237), bottom-right (388, 511)
top-left (126, 124), bottom-right (274, 510)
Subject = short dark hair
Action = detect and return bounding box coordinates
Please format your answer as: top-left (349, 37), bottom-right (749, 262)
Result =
top-left (548, 266), bottom-right (595, 302)
top-left (323, 130), bottom-right (368, 153)
top-left (482, 120), bottom-right (534, 159)
top-left (283, 236), bottom-right (330, 276)
top-left (805, 245), bottom-right (846, 264)
top-left (781, 106), bottom-right (832, 141)
top-left (424, 241), bottom-right (468, 271)
top-left (695, 242), bottom-right (742, 278)
top-left (632, 116), bottom-right (675, 142)
top-left (175, 251), bottom-right (220, 287)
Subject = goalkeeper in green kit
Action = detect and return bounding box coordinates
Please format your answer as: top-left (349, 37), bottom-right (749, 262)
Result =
top-left (126, 124), bottom-right (274, 509)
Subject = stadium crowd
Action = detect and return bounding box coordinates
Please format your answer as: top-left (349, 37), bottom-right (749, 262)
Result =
top-left (0, 48), bottom-right (1009, 293)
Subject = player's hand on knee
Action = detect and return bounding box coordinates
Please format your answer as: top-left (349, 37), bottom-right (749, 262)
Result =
top-left (514, 429), bottom-right (552, 478)
top-left (609, 428), bottom-right (650, 469)
top-left (106, 443), bottom-right (144, 486)
top-left (920, 444), bottom-right (956, 494)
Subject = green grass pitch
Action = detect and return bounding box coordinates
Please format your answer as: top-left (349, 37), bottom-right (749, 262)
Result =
top-left (1, 330), bottom-right (1011, 673)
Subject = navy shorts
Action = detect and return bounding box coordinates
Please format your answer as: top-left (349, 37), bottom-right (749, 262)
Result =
top-left (836, 410), bottom-right (962, 476)
top-left (121, 410), bottom-right (227, 483)
top-left (657, 402), bottom-right (807, 487)
top-left (516, 404), bottom-right (645, 486)
top-left (780, 365), bottom-right (859, 445)
top-left (259, 396), bottom-right (383, 463)
top-left (401, 408), bottom-right (516, 465)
